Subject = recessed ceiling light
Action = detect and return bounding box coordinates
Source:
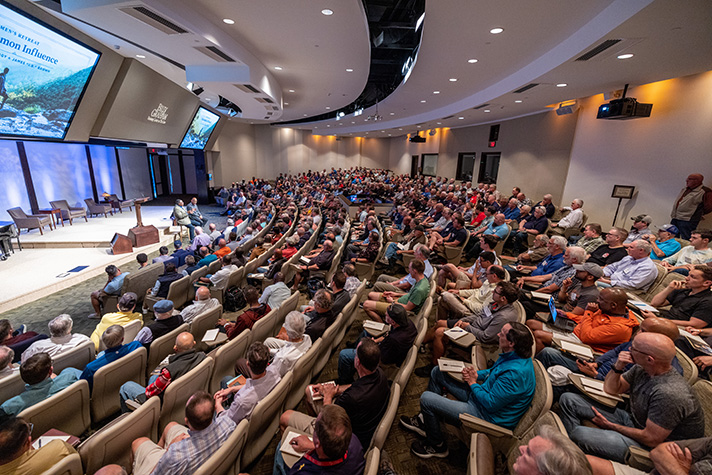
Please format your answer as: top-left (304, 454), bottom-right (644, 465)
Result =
top-left (433, 90), bottom-right (440, 94)
top-left (389, 112), bottom-right (395, 115)
top-left (436, 122), bottom-right (442, 125)
top-left (556, 83), bottom-right (567, 87)
top-left (449, 78), bottom-right (457, 82)
top-left (617, 53), bottom-right (634, 60)
top-left (381, 130), bottom-right (385, 133)
top-left (458, 116), bottom-right (464, 119)
top-left (321, 9), bottom-right (333, 16)
top-left (417, 125), bottom-right (422, 128)
top-left (484, 110), bottom-right (491, 113)
top-left (420, 100), bottom-right (426, 103)
top-left (351, 121), bottom-right (355, 124)
top-left (136, 54), bottom-right (146, 58)
top-left (288, 89), bottom-right (295, 93)
top-left (325, 107), bottom-right (330, 110)
top-left (284, 102), bottom-right (289, 105)
top-left (274, 66), bottom-right (283, 70)
top-left (398, 128), bottom-right (403, 130)
top-left (515, 100), bottom-right (523, 103)
top-left (326, 125), bottom-right (330, 127)
top-left (467, 59), bottom-right (478, 63)
top-left (223, 18), bottom-right (235, 25)
top-left (388, 134), bottom-right (392, 136)
top-left (490, 27), bottom-right (504, 34)
top-left (346, 68), bottom-right (353, 72)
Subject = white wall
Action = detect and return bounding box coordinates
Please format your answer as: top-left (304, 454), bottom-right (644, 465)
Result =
top-left (561, 70), bottom-right (712, 229)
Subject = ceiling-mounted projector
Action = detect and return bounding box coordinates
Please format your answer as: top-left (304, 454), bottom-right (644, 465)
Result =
top-left (409, 134), bottom-right (426, 143)
top-left (596, 84), bottom-right (652, 120)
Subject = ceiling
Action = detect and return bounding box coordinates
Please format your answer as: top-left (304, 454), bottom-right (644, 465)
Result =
top-left (42, 0), bottom-right (712, 138)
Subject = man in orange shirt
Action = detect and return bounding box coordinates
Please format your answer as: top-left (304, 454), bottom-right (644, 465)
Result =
top-left (527, 287), bottom-right (638, 354)
top-left (213, 238), bottom-right (231, 258)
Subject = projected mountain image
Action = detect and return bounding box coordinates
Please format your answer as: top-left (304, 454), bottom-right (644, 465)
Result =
top-left (180, 107), bottom-right (220, 149)
top-left (0, 66), bottom-right (95, 139)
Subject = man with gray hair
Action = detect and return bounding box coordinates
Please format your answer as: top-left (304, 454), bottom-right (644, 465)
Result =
top-left (21, 314), bottom-right (91, 363)
top-left (600, 239), bottom-right (658, 291)
top-left (188, 226), bottom-right (211, 251)
top-left (514, 235), bottom-right (568, 282)
top-left (512, 425), bottom-right (592, 475)
top-left (81, 325), bottom-right (143, 390)
top-left (262, 311), bottom-right (312, 376)
top-left (180, 286), bottom-right (220, 325)
top-left (0, 345), bottom-right (15, 377)
top-left (550, 198), bottom-right (584, 235)
top-left (304, 289), bottom-right (335, 341)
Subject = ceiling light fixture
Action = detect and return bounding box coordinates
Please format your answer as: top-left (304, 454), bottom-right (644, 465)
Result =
top-left (321, 9), bottom-right (333, 16)
top-left (136, 54), bottom-right (146, 58)
top-left (420, 100), bottom-right (426, 103)
top-left (490, 27), bottom-right (504, 34)
top-left (365, 102), bottom-right (382, 121)
top-left (346, 68), bottom-right (353, 72)
top-left (449, 78), bottom-right (457, 82)
top-left (617, 53), bottom-right (634, 59)
top-left (484, 110), bottom-right (491, 113)
top-left (389, 112), bottom-right (395, 115)
top-left (458, 116), bottom-right (464, 119)
top-left (468, 59), bottom-right (478, 63)
top-left (288, 89), bottom-right (295, 93)
top-left (556, 83), bottom-right (567, 87)
top-left (433, 90), bottom-right (440, 94)
top-left (436, 122), bottom-right (442, 125)
top-left (515, 100), bottom-right (523, 103)
top-left (284, 102), bottom-right (289, 105)
top-left (274, 66), bottom-right (283, 70)
top-left (223, 18), bottom-right (235, 25)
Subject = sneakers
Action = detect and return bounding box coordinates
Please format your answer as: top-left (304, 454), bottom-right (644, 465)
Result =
top-left (418, 344), bottom-right (427, 354)
top-left (411, 439), bottom-right (449, 459)
top-left (414, 363), bottom-right (435, 378)
top-left (87, 313), bottom-right (101, 320)
top-left (399, 413), bottom-right (427, 437)
top-left (15, 324), bottom-right (26, 334)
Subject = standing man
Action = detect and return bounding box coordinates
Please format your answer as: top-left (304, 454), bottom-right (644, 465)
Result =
top-left (671, 173), bottom-right (712, 239)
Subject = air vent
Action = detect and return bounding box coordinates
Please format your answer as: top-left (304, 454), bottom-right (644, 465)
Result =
top-left (513, 83), bottom-right (539, 94)
top-left (271, 106), bottom-right (279, 111)
top-left (473, 104), bottom-right (490, 110)
top-left (263, 97), bottom-right (274, 104)
top-left (575, 39), bottom-right (622, 61)
top-left (194, 46), bottom-right (235, 62)
top-left (119, 6), bottom-right (189, 35)
top-left (442, 115), bottom-right (454, 120)
top-left (255, 97), bottom-right (268, 104)
top-left (234, 84), bottom-right (260, 94)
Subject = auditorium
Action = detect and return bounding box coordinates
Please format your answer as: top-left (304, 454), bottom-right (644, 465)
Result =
top-left (1, 0), bottom-right (712, 474)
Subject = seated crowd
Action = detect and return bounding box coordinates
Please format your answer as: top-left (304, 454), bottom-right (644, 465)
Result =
top-left (2, 168), bottom-right (712, 475)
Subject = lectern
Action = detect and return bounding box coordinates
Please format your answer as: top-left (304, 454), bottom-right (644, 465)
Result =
top-left (111, 233), bottom-right (133, 254)
top-left (127, 197), bottom-right (160, 247)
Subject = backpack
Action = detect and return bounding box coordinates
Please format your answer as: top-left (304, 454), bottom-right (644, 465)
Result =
top-left (306, 276), bottom-right (326, 299)
top-left (223, 286), bottom-right (247, 312)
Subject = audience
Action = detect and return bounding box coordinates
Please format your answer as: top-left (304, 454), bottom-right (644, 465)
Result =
top-left (179, 286), bottom-right (220, 325)
top-left (21, 314), bottom-right (90, 363)
top-left (90, 292), bottom-right (142, 350)
top-left (81, 325), bottom-right (142, 391)
top-left (89, 264), bottom-right (128, 319)
top-left (218, 286), bottom-right (270, 340)
top-left (363, 259), bottom-right (430, 323)
top-left (259, 271), bottom-right (291, 310)
top-left (0, 416), bottom-right (78, 473)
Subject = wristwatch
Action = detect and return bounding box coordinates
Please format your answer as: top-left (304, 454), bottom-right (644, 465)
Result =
top-left (612, 367), bottom-right (625, 374)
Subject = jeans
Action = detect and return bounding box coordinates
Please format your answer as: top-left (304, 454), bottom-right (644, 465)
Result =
top-left (536, 347), bottom-right (579, 372)
top-left (558, 392), bottom-right (641, 462)
top-left (385, 242), bottom-right (399, 259)
top-left (183, 222), bottom-right (195, 241)
top-left (337, 349), bottom-right (357, 385)
top-left (671, 219), bottom-right (698, 240)
top-left (420, 367), bottom-right (483, 445)
top-left (272, 447), bottom-right (289, 475)
top-left (119, 374), bottom-right (158, 413)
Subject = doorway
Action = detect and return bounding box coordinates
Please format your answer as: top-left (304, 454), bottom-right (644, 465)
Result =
top-left (456, 153), bottom-right (476, 181)
top-left (478, 152), bottom-right (501, 184)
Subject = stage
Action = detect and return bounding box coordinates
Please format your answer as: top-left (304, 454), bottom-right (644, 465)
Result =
top-left (0, 206), bottom-right (183, 313)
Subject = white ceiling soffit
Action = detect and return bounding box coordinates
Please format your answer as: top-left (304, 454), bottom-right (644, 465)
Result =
top-left (62, 0), bottom-right (369, 121)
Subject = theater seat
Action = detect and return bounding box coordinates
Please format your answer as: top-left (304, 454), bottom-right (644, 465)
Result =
top-left (193, 418), bottom-right (249, 475)
top-left (144, 274), bottom-right (192, 311)
top-left (209, 329), bottom-right (251, 394)
top-left (19, 379), bottom-right (91, 439)
top-left (146, 324), bottom-right (189, 377)
top-left (159, 357), bottom-right (214, 433)
top-left (0, 371), bottom-right (24, 405)
top-left (52, 339), bottom-right (95, 373)
top-left (312, 313), bottom-right (344, 376)
top-left (364, 447), bottom-right (380, 475)
top-left (78, 396), bottom-right (161, 474)
top-left (91, 346), bottom-right (147, 422)
top-left (39, 452), bottom-right (83, 475)
top-left (240, 372), bottom-right (293, 469)
top-left (190, 305), bottom-right (223, 345)
top-left (370, 383), bottom-right (401, 451)
top-left (504, 411), bottom-right (567, 471)
top-left (97, 320), bottom-right (142, 353)
top-left (468, 433), bottom-right (495, 475)
top-left (284, 339), bottom-right (322, 410)
top-left (248, 307), bottom-right (280, 347)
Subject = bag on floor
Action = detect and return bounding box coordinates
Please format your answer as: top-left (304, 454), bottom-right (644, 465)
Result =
top-left (224, 286), bottom-right (247, 312)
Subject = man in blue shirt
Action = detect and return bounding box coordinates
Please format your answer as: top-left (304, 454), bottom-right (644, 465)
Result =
top-left (400, 322), bottom-right (536, 459)
top-left (512, 235), bottom-right (567, 283)
top-left (81, 325), bottom-right (142, 391)
top-left (89, 264), bottom-right (128, 319)
top-left (0, 352), bottom-right (81, 416)
top-left (466, 213), bottom-right (509, 260)
top-left (645, 224), bottom-right (681, 260)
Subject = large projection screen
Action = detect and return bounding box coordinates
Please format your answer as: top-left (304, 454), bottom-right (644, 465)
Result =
top-left (0, 1), bottom-right (100, 139)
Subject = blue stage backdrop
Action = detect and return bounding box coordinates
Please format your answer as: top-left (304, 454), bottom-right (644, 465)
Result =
top-left (89, 144), bottom-right (121, 198)
top-left (0, 140), bottom-right (31, 222)
top-left (25, 141), bottom-right (93, 209)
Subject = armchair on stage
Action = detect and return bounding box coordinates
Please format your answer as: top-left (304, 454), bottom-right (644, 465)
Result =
top-left (50, 200), bottom-right (88, 225)
top-left (85, 198), bottom-right (113, 218)
top-left (7, 207), bottom-right (53, 235)
top-left (104, 193), bottom-right (134, 213)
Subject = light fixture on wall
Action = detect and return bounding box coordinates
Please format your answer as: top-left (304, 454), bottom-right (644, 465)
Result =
top-left (428, 129), bottom-right (437, 136)
top-left (365, 102), bottom-right (382, 121)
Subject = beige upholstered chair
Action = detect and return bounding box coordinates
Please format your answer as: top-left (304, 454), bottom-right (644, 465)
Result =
top-left (209, 329), bottom-right (251, 393)
top-left (190, 305), bottom-right (223, 344)
top-left (676, 347), bottom-right (699, 384)
top-left (394, 346), bottom-right (418, 390)
top-left (285, 339), bottom-right (322, 410)
top-left (312, 313), bottom-right (344, 375)
top-left (144, 274), bottom-right (192, 311)
top-left (193, 418), bottom-right (249, 475)
top-left (493, 225), bottom-right (512, 256)
top-left (441, 229), bottom-right (470, 265)
top-left (84, 198), bottom-right (112, 218)
top-left (370, 383), bottom-right (401, 450)
top-left (97, 319), bottom-right (142, 353)
top-left (0, 371), bottom-right (24, 404)
top-left (468, 433), bottom-right (495, 475)
top-left (248, 307), bottom-right (279, 347)
top-left (40, 452), bottom-right (84, 475)
top-left (159, 357), bottom-right (214, 433)
top-left (241, 372), bottom-right (293, 469)
top-left (19, 379), bottom-right (91, 438)
top-left (273, 291), bottom-right (300, 334)
top-left (364, 447), bottom-right (380, 475)
top-left (208, 259), bottom-right (222, 274)
top-left (79, 396), bottom-right (161, 474)
top-left (7, 207), bottom-right (52, 234)
top-left (91, 346), bottom-right (147, 422)
top-left (188, 266), bottom-right (210, 301)
top-left (50, 200), bottom-right (87, 225)
top-left (504, 411), bottom-right (567, 470)
top-left (146, 324), bottom-right (189, 376)
top-left (107, 194), bottom-right (133, 213)
top-left (52, 339), bottom-right (95, 373)
top-left (102, 263), bottom-right (164, 312)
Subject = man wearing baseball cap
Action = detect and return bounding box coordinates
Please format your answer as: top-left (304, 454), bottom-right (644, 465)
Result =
top-left (89, 292), bottom-right (142, 351)
top-left (134, 300), bottom-right (184, 347)
top-left (336, 304), bottom-right (417, 385)
top-left (645, 224), bottom-right (681, 260)
top-left (559, 263), bottom-right (603, 315)
top-left (624, 214), bottom-right (653, 245)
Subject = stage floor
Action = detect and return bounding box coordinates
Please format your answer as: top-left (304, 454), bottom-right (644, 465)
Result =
top-left (0, 206), bottom-right (182, 313)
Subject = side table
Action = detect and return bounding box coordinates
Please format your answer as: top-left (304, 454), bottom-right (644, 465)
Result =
top-left (38, 208), bottom-right (62, 228)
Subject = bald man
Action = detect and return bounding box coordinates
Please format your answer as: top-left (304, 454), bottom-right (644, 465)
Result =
top-left (671, 173), bottom-right (712, 239)
top-left (558, 332), bottom-right (705, 463)
top-left (119, 332), bottom-right (207, 411)
top-left (527, 287), bottom-right (639, 354)
top-left (538, 316), bottom-right (683, 401)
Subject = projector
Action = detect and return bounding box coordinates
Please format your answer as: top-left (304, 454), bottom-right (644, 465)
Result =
top-left (409, 135), bottom-right (426, 143)
top-left (597, 97), bottom-right (652, 120)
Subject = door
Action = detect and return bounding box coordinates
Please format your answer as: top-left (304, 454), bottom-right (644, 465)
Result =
top-left (456, 153), bottom-right (476, 181)
top-left (478, 152), bottom-right (501, 184)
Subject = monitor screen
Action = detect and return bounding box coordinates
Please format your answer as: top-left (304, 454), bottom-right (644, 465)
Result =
top-left (179, 106), bottom-right (220, 149)
top-left (0, 2), bottom-right (101, 139)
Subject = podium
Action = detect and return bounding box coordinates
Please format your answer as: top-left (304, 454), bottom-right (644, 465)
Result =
top-left (128, 197), bottom-right (160, 247)
top-left (111, 233), bottom-right (133, 254)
